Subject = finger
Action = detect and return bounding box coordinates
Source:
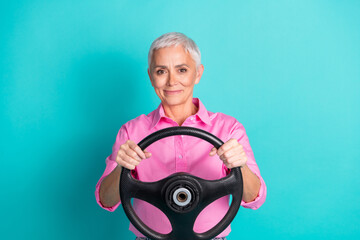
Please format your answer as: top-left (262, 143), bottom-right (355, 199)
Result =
top-left (144, 149), bottom-right (152, 154)
top-left (125, 149), bottom-right (142, 162)
top-left (209, 147), bottom-right (217, 156)
top-left (123, 152), bottom-right (141, 166)
top-left (220, 148), bottom-right (238, 161)
top-left (224, 154), bottom-right (242, 164)
top-left (225, 157), bottom-right (247, 169)
top-left (117, 158), bottom-right (135, 170)
top-left (127, 140), bottom-right (146, 159)
top-left (144, 151), bottom-right (152, 158)
top-left (228, 149), bottom-right (247, 162)
top-left (234, 158), bottom-right (248, 168)
top-left (217, 139), bottom-right (238, 156)
top-left (116, 152), bottom-right (137, 170)
top-left (118, 150), bottom-right (141, 165)
top-left (216, 146), bottom-right (225, 157)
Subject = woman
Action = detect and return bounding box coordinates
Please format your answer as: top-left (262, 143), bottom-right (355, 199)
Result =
top-left (95, 32), bottom-right (267, 240)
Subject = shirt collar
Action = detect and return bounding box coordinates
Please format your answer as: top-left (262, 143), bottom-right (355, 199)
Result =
top-left (150, 98), bottom-right (212, 129)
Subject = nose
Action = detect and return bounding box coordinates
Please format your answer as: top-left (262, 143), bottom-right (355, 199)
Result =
top-left (166, 71), bottom-right (177, 86)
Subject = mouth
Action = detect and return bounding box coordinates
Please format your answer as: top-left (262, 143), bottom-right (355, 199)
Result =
top-left (164, 90), bottom-right (183, 95)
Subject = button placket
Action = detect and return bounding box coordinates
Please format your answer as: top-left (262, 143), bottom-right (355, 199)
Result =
top-left (175, 135), bottom-right (186, 172)
top-left (180, 134), bottom-right (186, 171)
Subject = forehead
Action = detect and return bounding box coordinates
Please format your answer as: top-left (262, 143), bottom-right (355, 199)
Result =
top-left (152, 45), bottom-right (195, 66)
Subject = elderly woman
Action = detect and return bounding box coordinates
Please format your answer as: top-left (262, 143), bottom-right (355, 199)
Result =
top-left (95, 32), bottom-right (267, 240)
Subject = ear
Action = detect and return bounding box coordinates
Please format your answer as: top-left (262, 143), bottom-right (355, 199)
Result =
top-left (195, 64), bottom-right (204, 84)
top-left (148, 68), bottom-right (154, 86)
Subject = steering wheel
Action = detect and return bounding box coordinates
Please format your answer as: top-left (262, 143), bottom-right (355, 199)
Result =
top-left (119, 126), bottom-right (243, 240)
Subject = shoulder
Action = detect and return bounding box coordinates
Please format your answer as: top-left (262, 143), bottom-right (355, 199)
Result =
top-left (122, 114), bottom-right (151, 129)
top-left (121, 107), bottom-right (157, 128)
top-left (208, 111), bottom-right (247, 141)
top-left (118, 109), bottom-right (157, 142)
top-left (209, 111), bottom-right (244, 128)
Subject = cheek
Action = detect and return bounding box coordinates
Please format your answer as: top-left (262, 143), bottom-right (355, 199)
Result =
top-left (187, 71), bottom-right (198, 83)
top-left (184, 76), bottom-right (197, 86)
top-left (151, 77), bottom-right (166, 88)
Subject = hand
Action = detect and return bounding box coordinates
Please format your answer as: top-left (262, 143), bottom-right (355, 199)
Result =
top-left (116, 140), bottom-right (152, 170)
top-left (209, 138), bottom-right (247, 169)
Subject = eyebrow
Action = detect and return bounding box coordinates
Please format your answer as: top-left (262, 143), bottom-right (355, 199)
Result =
top-left (175, 64), bottom-right (190, 68)
top-left (153, 64), bottom-right (190, 69)
top-left (153, 65), bottom-right (167, 69)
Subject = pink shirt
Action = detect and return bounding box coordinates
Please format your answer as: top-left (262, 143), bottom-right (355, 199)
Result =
top-left (95, 98), bottom-right (266, 237)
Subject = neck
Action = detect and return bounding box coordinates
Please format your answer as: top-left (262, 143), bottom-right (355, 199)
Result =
top-left (163, 98), bottom-right (198, 126)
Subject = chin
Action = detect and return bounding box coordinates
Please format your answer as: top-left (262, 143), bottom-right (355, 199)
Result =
top-left (162, 97), bottom-right (185, 106)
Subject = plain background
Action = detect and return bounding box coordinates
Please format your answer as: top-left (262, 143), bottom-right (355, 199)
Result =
top-left (1, 0), bottom-right (359, 239)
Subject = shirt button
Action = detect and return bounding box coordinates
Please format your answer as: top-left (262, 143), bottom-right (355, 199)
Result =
top-left (178, 155), bottom-right (183, 159)
top-left (190, 116), bottom-right (195, 121)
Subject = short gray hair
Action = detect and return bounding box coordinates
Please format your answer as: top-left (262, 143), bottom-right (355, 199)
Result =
top-left (148, 32), bottom-right (201, 68)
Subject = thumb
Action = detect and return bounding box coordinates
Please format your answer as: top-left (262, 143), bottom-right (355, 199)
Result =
top-left (144, 150), bottom-right (152, 158)
top-left (209, 147), bottom-right (217, 156)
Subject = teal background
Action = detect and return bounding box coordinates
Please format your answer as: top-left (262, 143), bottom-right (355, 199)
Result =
top-left (1, 0), bottom-right (359, 239)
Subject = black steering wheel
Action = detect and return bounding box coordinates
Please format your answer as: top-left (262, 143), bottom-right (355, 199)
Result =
top-left (120, 126), bottom-right (243, 240)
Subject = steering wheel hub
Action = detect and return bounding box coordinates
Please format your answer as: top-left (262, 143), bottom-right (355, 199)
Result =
top-left (164, 176), bottom-right (200, 213)
top-left (174, 188), bottom-right (191, 205)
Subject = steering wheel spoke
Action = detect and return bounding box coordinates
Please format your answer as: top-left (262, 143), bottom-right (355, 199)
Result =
top-left (135, 181), bottom-right (174, 215)
top-left (120, 170), bottom-right (170, 213)
top-left (199, 168), bottom-right (242, 207)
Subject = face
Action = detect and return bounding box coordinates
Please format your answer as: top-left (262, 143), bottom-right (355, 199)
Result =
top-left (148, 45), bottom-right (204, 108)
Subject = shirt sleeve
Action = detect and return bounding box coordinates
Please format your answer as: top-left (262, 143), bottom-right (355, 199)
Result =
top-left (228, 120), bottom-right (267, 210)
top-left (95, 124), bottom-right (130, 212)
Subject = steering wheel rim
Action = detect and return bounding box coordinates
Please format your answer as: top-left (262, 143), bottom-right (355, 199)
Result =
top-left (120, 126), bottom-right (243, 240)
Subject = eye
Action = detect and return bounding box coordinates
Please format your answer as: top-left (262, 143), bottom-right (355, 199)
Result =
top-left (156, 69), bottom-right (165, 75)
top-left (179, 68), bottom-right (187, 73)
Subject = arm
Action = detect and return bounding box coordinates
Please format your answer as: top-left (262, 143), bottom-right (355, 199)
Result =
top-left (240, 164), bottom-right (261, 202)
top-left (99, 143), bottom-right (151, 208)
top-left (99, 165), bottom-right (122, 208)
top-left (95, 125), bottom-right (129, 211)
top-left (96, 135), bottom-right (151, 210)
top-left (211, 140), bottom-right (261, 202)
top-left (210, 120), bottom-right (267, 209)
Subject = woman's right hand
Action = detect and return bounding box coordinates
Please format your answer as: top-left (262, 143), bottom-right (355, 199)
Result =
top-left (116, 140), bottom-right (152, 170)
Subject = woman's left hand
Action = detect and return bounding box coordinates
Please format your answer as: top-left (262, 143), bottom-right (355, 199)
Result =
top-left (209, 138), bottom-right (248, 169)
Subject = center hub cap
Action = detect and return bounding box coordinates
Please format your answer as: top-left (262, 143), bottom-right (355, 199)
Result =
top-left (164, 178), bottom-right (200, 213)
top-left (173, 187), bottom-right (192, 206)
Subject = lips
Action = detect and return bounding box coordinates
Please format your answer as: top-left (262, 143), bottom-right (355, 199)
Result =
top-left (164, 90), bottom-right (182, 95)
